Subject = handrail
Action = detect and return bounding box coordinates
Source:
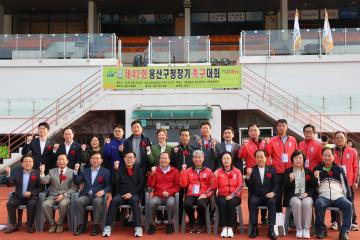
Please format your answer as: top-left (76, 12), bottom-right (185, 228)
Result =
top-left (242, 65), bottom-right (360, 146)
top-left (0, 68), bottom-right (103, 158)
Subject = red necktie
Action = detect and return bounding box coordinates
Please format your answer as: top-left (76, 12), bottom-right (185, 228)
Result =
top-left (60, 169), bottom-right (64, 183)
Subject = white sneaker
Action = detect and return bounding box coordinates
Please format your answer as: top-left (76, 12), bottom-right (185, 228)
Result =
top-left (331, 221), bottom-right (338, 230)
top-left (227, 227), bottom-right (234, 238)
top-left (303, 229), bottom-right (310, 239)
top-left (134, 227), bottom-right (143, 237)
top-left (102, 226), bottom-right (111, 237)
top-left (296, 229), bottom-right (303, 238)
top-left (220, 227), bottom-right (228, 238)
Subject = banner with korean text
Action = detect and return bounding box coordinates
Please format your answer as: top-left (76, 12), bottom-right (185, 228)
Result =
top-left (103, 65), bottom-right (242, 90)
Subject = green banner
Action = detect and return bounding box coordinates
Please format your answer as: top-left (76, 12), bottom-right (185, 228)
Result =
top-left (103, 65), bottom-right (242, 90)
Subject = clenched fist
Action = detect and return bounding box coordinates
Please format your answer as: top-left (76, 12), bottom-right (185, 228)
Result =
top-left (119, 144), bottom-right (124, 152)
top-left (114, 160), bottom-right (120, 170)
top-left (81, 144), bottom-right (87, 151)
top-left (53, 143), bottom-right (60, 151)
top-left (246, 167), bottom-right (253, 177)
top-left (26, 135), bottom-right (33, 144)
top-left (5, 166), bottom-right (11, 176)
top-left (182, 164), bottom-right (187, 171)
top-left (39, 164), bottom-right (45, 175)
top-left (74, 163), bottom-right (80, 172)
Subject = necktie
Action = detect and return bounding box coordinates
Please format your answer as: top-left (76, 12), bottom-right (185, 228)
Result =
top-left (60, 169), bottom-right (64, 183)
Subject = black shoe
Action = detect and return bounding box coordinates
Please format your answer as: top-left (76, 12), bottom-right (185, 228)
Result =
top-left (166, 224), bottom-right (174, 234)
top-left (249, 225), bottom-right (258, 238)
top-left (147, 225), bottom-right (156, 235)
top-left (74, 224), bottom-right (85, 236)
top-left (189, 223), bottom-right (197, 234)
top-left (91, 224), bottom-right (99, 236)
top-left (261, 217), bottom-right (268, 225)
top-left (196, 224), bottom-right (205, 234)
top-left (316, 229), bottom-right (326, 239)
top-left (4, 225), bottom-right (19, 234)
top-left (339, 232), bottom-right (349, 240)
top-left (27, 226), bottom-right (35, 233)
top-left (268, 228), bottom-right (277, 240)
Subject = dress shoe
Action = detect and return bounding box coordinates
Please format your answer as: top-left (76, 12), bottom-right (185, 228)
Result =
top-left (56, 224), bottom-right (64, 233)
top-left (249, 225), bottom-right (258, 238)
top-left (147, 225), bottom-right (156, 235)
top-left (91, 224), bottom-right (99, 236)
top-left (74, 224), bottom-right (85, 236)
top-left (166, 224), bottom-right (174, 234)
top-left (339, 232), bottom-right (349, 240)
top-left (268, 228), bottom-right (277, 240)
top-left (316, 229), bottom-right (327, 239)
top-left (4, 225), bottom-right (19, 234)
top-left (48, 224), bottom-right (57, 233)
top-left (27, 226), bottom-right (35, 233)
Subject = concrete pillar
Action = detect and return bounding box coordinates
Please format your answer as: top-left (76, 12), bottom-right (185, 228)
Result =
top-left (280, 0), bottom-right (288, 30)
top-left (3, 15), bottom-right (12, 34)
top-left (184, 0), bottom-right (191, 36)
top-left (0, 4), bottom-right (4, 34)
top-left (88, 1), bottom-right (98, 33)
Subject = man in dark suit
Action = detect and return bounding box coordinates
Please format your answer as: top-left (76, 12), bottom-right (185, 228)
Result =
top-left (54, 127), bottom-right (81, 169)
top-left (245, 149), bottom-right (278, 240)
top-left (5, 154), bottom-right (43, 233)
top-left (21, 122), bottom-right (56, 172)
top-left (215, 126), bottom-right (241, 170)
top-left (73, 152), bottom-right (111, 236)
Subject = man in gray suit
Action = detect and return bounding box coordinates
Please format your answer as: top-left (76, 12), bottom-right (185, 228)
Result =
top-left (40, 153), bottom-right (78, 233)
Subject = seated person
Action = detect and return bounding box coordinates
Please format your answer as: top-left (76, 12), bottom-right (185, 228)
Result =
top-left (314, 147), bottom-right (352, 240)
top-left (180, 150), bottom-right (214, 234)
top-left (40, 154), bottom-right (78, 233)
top-left (73, 152), bottom-right (111, 236)
top-left (283, 150), bottom-right (316, 239)
top-left (212, 151), bottom-right (243, 238)
top-left (102, 151), bottom-right (144, 237)
top-left (147, 152), bottom-right (180, 234)
top-left (5, 154), bottom-right (43, 233)
top-left (245, 149), bottom-right (278, 240)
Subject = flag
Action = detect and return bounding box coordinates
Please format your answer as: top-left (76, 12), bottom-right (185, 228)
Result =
top-left (322, 9), bottom-right (334, 54)
top-left (292, 9), bottom-right (302, 50)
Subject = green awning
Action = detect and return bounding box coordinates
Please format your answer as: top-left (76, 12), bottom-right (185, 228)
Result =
top-left (132, 109), bottom-right (212, 120)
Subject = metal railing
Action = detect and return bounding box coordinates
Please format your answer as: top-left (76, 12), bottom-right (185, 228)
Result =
top-left (240, 28), bottom-right (360, 56)
top-left (242, 65), bottom-right (360, 146)
top-left (0, 33), bottom-right (117, 60)
top-left (0, 68), bottom-right (103, 158)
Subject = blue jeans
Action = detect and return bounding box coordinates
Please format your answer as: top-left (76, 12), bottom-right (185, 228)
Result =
top-left (315, 197), bottom-right (352, 234)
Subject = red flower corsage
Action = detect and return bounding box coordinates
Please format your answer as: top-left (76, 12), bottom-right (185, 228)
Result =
top-left (228, 173), bottom-right (233, 179)
top-left (97, 176), bottom-right (104, 183)
top-left (141, 140), bottom-right (147, 148)
top-left (305, 174), bottom-right (311, 181)
top-left (328, 171), bottom-right (333, 177)
top-left (60, 175), bottom-right (67, 181)
top-left (31, 175), bottom-right (37, 181)
top-left (204, 143), bottom-right (209, 149)
top-left (183, 149), bottom-right (189, 156)
top-left (265, 173), bottom-right (272, 178)
top-left (69, 150), bottom-right (76, 155)
top-left (47, 145), bottom-right (53, 151)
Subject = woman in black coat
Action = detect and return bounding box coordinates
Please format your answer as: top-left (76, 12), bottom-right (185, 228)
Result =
top-left (283, 150), bottom-right (316, 239)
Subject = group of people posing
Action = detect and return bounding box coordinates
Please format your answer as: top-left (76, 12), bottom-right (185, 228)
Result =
top-left (3, 119), bottom-right (359, 240)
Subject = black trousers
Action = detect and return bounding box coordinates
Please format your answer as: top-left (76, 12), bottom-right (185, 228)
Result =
top-left (183, 196), bottom-right (209, 226)
top-left (249, 195), bottom-right (277, 226)
top-left (105, 194), bottom-right (141, 227)
top-left (216, 196), bottom-right (240, 228)
top-left (276, 173), bottom-right (284, 212)
top-left (7, 196), bottom-right (37, 227)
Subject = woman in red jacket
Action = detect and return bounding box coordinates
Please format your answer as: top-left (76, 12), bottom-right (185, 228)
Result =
top-left (212, 151), bottom-right (243, 238)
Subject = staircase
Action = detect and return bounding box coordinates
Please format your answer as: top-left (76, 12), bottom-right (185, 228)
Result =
top-left (240, 64), bottom-right (360, 146)
top-left (0, 68), bottom-right (103, 170)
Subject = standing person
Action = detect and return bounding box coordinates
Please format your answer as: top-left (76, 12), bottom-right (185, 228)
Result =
top-left (314, 147), bottom-right (352, 240)
top-left (180, 150), bottom-right (214, 234)
top-left (73, 152), bottom-right (111, 236)
top-left (297, 124), bottom-right (322, 171)
top-left (266, 119), bottom-right (298, 212)
top-left (212, 152), bottom-right (243, 238)
top-left (333, 131), bottom-right (359, 231)
top-left (122, 120), bottom-right (151, 174)
top-left (5, 154), bottom-right (43, 234)
top-left (192, 121), bottom-right (219, 172)
top-left (147, 152), bottom-right (180, 234)
top-left (40, 154), bottom-right (78, 233)
top-left (81, 136), bottom-right (104, 169)
top-left (246, 150), bottom-right (278, 240)
top-left (283, 150), bottom-right (316, 239)
top-left (147, 129), bottom-right (172, 167)
top-left (22, 122), bottom-right (55, 172)
top-left (215, 126), bottom-right (241, 170)
top-left (102, 151), bottom-right (144, 237)
top-left (54, 127), bottom-right (81, 170)
top-left (104, 124), bottom-right (125, 171)
top-left (239, 123), bottom-right (269, 223)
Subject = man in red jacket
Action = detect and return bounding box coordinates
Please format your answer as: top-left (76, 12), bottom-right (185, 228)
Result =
top-left (297, 124), bottom-right (322, 171)
top-left (180, 150), bottom-right (214, 234)
top-left (147, 152), bottom-right (180, 234)
top-left (266, 119), bottom-right (297, 212)
top-left (333, 131), bottom-right (359, 231)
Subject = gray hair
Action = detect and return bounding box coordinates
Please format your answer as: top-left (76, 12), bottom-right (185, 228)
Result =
top-left (192, 150), bottom-right (204, 158)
